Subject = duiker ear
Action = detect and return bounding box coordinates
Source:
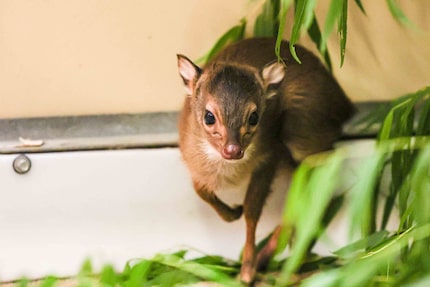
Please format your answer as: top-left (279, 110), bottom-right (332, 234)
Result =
top-left (177, 54), bottom-right (202, 96)
top-left (261, 61), bottom-right (285, 96)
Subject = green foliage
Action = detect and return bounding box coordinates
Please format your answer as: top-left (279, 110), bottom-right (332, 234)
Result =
top-left (273, 86), bottom-right (430, 286)
top-left (198, 0), bottom-right (414, 69)
top-left (78, 251), bottom-right (241, 287)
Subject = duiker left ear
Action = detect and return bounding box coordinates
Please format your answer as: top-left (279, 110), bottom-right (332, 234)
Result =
top-left (261, 61), bottom-right (285, 96)
top-left (177, 54), bottom-right (202, 96)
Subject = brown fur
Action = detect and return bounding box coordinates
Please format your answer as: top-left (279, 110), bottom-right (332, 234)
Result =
top-left (177, 37), bottom-right (355, 283)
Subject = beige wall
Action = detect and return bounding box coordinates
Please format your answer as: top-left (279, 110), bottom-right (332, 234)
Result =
top-left (320, 1), bottom-right (430, 104)
top-left (0, 0), bottom-right (429, 119)
top-left (0, 0), bottom-right (248, 118)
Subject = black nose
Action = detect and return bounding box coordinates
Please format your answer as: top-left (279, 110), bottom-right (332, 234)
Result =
top-left (222, 144), bottom-right (244, 160)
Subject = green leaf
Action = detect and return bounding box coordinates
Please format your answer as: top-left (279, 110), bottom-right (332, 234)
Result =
top-left (100, 265), bottom-right (118, 287)
top-left (144, 269), bottom-right (199, 287)
top-left (416, 87), bottom-right (430, 136)
top-left (288, 0), bottom-right (318, 63)
top-left (338, 0), bottom-right (348, 66)
top-left (333, 230), bottom-right (389, 259)
top-left (196, 19), bottom-right (246, 64)
top-left (320, 0), bottom-right (342, 56)
top-left (404, 274), bottom-right (430, 287)
top-left (304, 224), bottom-right (430, 287)
top-left (321, 194), bottom-right (345, 229)
top-left (275, 0), bottom-right (294, 61)
top-left (124, 260), bottom-right (152, 287)
top-left (254, 0), bottom-right (279, 37)
top-left (354, 0), bottom-right (366, 14)
top-left (277, 152), bottom-right (344, 285)
top-left (410, 146), bottom-right (430, 225)
top-left (152, 253), bottom-right (241, 287)
top-left (386, 0), bottom-right (413, 27)
top-left (79, 258), bottom-right (93, 276)
top-left (378, 98), bottom-right (413, 141)
top-left (348, 148), bottom-right (386, 238)
top-left (17, 278), bottom-right (30, 287)
top-left (39, 276), bottom-right (58, 287)
top-left (307, 13), bottom-right (332, 71)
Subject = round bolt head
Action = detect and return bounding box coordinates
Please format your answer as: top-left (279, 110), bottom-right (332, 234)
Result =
top-left (13, 154), bottom-right (32, 174)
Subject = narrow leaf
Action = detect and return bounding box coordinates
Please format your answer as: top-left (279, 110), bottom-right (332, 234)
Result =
top-left (410, 146), bottom-right (430, 225)
top-left (254, 0), bottom-right (278, 37)
top-left (289, 0), bottom-right (318, 63)
top-left (354, 0), bottom-right (366, 15)
top-left (196, 19), bottom-right (246, 64)
top-left (320, 0), bottom-right (342, 55)
top-left (39, 276), bottom-right (58, 287)
top-left (386, 0), bottom-right (413, 27)
top-left (277, 152), bottom-right (344, 285)
top-left (276, 0), bottom-right (294, 61)
top-left (152, 253), bottom-right (241, 287)
top-left (338, 0), bottom-right (348, 66)
top-left (308, 13), bottom-right (332, 71)
top-left (348, 149), bottom-right (386, 238)
top-left (417, 101), bottom-right (430, 135)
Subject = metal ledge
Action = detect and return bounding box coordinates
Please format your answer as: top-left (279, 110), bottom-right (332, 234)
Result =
top-left (0, 112), bottom-right (179, 154)
top-left (0, 102), bottom-right (384, 154)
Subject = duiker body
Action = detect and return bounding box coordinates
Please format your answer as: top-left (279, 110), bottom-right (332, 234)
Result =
top-left (177, 37), bottom-right (355, 283)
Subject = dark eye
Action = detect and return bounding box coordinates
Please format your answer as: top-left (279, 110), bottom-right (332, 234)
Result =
top-left (204, 110), bottom-right (216, 125)
top-left (248, 111), bottom-right (259, 126)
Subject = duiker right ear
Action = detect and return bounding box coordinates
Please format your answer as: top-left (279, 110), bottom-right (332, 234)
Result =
top-left (261, 61), bottom-right (285, 97)
top-left (177, 54), bottom-right (202, 96)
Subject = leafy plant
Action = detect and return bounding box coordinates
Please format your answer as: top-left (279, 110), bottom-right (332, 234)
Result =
top-left (272, 86), bottom-right (430, 286)
top-left (199, 0), bottom-right (414, 69)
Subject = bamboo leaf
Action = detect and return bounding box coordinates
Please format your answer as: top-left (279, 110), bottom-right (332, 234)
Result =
top-left (378, 98), bottom-right (413, 141)
top-left (254, 0), bottom-right (279, 37)
top-left (196, 19), bottom-right (246, 64)
top-left (308, 13), bottom-right (332, 71)
top-left (333, 230), bottom-right (389, 259)
top-left (289, 0), bottom-right (318, 63)
top-left (386, 0), bottom-right (413, 27)
top-left (17, 278), bottom-right (30, 287)
top-left (410, 146), bottom-right (430, 225)
top-left (277, 152), bottom-right (344, 285)
top-left (79, 258), bottom-right (93, 276)
top-left (320, 0), bottom-right (342, 56)
top-left (152, 253), bottom-right (241, 287)
top-left (124, 260), bottom-right (152, 287)
top-left (416, 87), bottom-right (430, 136)
top-left (275, 0), bottom-right (294, 61)
top-left (39, 277), bottom-right (58, 287)
top-left (348, 148), bottom-right (386, 238)
top-left (100, 265), bottom-right (118, 287)
top-left (303, 224), bottom-right (430, 287)
top-left (354, 0), bottom-right (366, 15)
top-left (338, 0), bottom-right (348, 66)
top-left (404, 274), bottom-right (430, 287)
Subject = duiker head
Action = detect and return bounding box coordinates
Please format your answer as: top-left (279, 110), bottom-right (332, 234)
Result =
top-left (177, 55), bottom-right (285, 161)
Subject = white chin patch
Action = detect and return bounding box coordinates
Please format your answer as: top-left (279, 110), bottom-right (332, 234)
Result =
top-left (200, 140), bottom-right (223, 161)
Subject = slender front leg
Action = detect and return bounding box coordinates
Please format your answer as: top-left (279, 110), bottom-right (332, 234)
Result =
top-left (193, 181), bottom-right (243, 222)
top-left (240, 159), bottom-right (279, 283)
top-left (256, 225), bottom-right (282, 271)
